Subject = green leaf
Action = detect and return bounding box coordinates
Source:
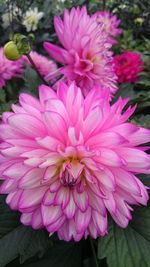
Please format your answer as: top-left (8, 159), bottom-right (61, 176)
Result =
top-left (0, 226), bottom-right (50, 267)
top-left (23, 66), bottom-right (42, 95)
top-left (19, 240), bottom-right (82, 267)
top-left (0, 196), bottom-right (50, 266)
top-left (0, 196), bottom-right (20, 238)
top-left (0, 90), bottom-right (6, 103)
top-left (98, 206), bottom-right (150, 267)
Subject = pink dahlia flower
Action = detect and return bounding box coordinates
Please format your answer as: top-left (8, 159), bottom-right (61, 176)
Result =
top-left (44, 7), bottom-right (117, 96)
top-left (0, 47), bottom-right (23, 88)
top-left (22, 51), bottom-right (57, 83)
top-left (113, 51), bottom-right (144, 84)
top-left (93, 11), bottom-right (122, 44)
top-left (0, 82), bottom-right (150, 241)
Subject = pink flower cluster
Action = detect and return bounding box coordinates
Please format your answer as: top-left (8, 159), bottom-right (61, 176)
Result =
top-left (0, 82), bottom-right (150, 241)
top-left (22, 51), bottom-right (57, 83)
top-left (113, 51), bottom-right (144, 84)
top-left (44, 7), bottom-right (117, 96)
top-left (0, 48), bottom-right (23, 88)
top-left (93, 11), bottom-right (122, 44)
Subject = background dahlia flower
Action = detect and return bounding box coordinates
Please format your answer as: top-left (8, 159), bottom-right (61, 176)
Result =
top-left (22, 7), bottom-right (44, 32)
top-left (22, 51), bottom-right (57, 83)
top-left (93, 11), bottom-right (122, 44)
top-left (44, 6), bottom-right (117, 96)
top-left (113, 51), bottom-right (144, 84)
top-left (0, 82), bottom-right (150, 241)
top-left (0, 47), bottom-right (23, 88)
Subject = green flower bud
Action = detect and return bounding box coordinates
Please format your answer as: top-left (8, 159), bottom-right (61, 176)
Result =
top-left (4, 41), bottom-right (21, 60)
top-left (134, 17), bottom-right (144, 26)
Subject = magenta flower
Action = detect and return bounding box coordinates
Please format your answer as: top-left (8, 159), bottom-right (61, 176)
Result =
top-left (22, 51), bottom-right (57, 83)
top-left (0, 82), bottom-right (150, 241)
top-left (0, 47), bottom-right (23, 88)
top-left (93, 11), bottom-right (122, 44)
top-left (113, 51), bottom-right (144, 84)
top-left (44, 7), bottom-right (117, 96)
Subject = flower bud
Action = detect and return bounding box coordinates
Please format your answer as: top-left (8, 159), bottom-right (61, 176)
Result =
top-left (4, 41), bottom-right (21, 60)
top-left (134, 17), bottom-right (144, 26)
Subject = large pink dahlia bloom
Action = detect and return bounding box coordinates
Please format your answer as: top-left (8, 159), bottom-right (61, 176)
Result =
top-left (0, 82), bottom-right (150, 241)
top-left (22, 51), bottom-right (57, 83)
top-left (93, 11), bottom-right (122, 44)
top-left (113, 51), bottom-right (144, 84)
top-left (0, 47), bottom-right (23, 88)
top-left (44, 7), bottom-right (117, 96)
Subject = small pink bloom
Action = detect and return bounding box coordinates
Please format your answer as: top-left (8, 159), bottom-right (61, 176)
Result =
top-left (93, 11), bottom-right (122, 44)
top-left (0, 82), bottom-right (150, 241)
top-left (44, 6), bottom-right (117, 96)
top-left (113, 51), bottom-right (144, 84)
top-left (22, 51), bottom-right (57, 83)
top-left (0, 47), bottom-right (23, 88)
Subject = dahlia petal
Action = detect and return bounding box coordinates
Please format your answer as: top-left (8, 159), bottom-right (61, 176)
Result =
top-left (95, 169), bottom-right (116, 191)
top-left (83, 106), bottom-right (102, 139)
top-left (19, 187), bottom-right (48, 209)
top-left (86, 132), bottom-right (127, 148)
top-left (67, 161), bottom-right (84, 180)
top-left (97, 148), bottom-right (123, 167)
top-left (11, 104), bottom-right (27, 114)
top-left (44, 111), bottom-right (67, 142)
top-left (49, 180), bottom-right (61, 193)
top-left (44, 42), bottom-right (69, 64)
top-left (6, 139), bottom-right (38, 148)
top-left (8, 114), bottom-right (46, 138)
top-left (45, 99), bottom-right (69, 123)
top-left (46, 215), bottom-right (66, 233)
top-left (54, 187), bottom-right (70, 209)
top-left (111, 209), bottom-right (129, 228)
top-left (24, 157), bottom-right (45, 167)
top-left (20, 212), bottom-right (33, 226)
top-left (32, 208), bottom-right (43, 229)
top-left (1, 146), bottom-right (32, 157)
top-left (63, 194), bottom-right (76, 219)
top-left (89, 190), bottom-right (106, 216)
top-left (114, 195), bottom-right (132, 219)
top-left (133, 177), bottom-right (149, 205)
top-left (92, 210), bottom-right (107, 235)
top-left (117, 148), bottom-right (150, 169)
top-left (36, 136), bottom-right (62, 151)
top-left (41, 205), bottom-right (62, 226)
top-left (6, 190), bottom-right (23, 210)
top-left (39, 85), bottom-right (57, 106)
top-left (43, 165), bottom-right (57, 181)
top-left (19, 168), bottom-right (44, 189)
top-left (0, 179), bottom-right (18, 194)
top-left (73, 189), bottom-right (89, 212)
top-left (129, 128), bottom-right (150, 146)
top-left (58, 219), bottom-right (83, 242)
top-left (0, 124), bottom-right (25, 139)
top-left (112, 168), bottom-right (142, 196)
top-left (21, 149), bottom-right (49, 158)
top-left (19, 93), bottom-right (42, 110)
top-left (18, 101), bottom-right (42, 119)
top-left (75, 208), bottom-right (91, 234)
top-left (3, 163), bottom-right (30, 179)
top-left (43, 191), bottom-right (55, 205)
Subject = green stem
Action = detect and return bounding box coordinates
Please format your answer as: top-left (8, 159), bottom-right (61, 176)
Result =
top-left (26, 54), bottom-right (49, 86)
top-left (89, 238), bottom-right (99, 267)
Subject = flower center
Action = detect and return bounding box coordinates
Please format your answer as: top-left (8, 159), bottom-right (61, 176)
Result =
top-left (60, 169), bottom-right (77, 188)
top-left (59, 157), bottom-right (84, 188)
